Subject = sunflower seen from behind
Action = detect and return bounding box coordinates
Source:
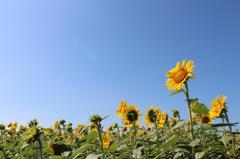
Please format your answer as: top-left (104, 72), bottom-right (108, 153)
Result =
top-left (166, 60), bottom-right (195, 91)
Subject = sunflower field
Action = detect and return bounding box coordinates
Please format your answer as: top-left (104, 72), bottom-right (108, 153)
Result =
top-left (1, 60), bottom-right (240, 159)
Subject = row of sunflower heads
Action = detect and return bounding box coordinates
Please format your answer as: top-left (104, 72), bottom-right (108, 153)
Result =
top-left (116, 100), bottom-right (169, 129)
top-left (145, 106), bottom-right (168, 128)
top-left (116, 100), bottom-right (141, 127)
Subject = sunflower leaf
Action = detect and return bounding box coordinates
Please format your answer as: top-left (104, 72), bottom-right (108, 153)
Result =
top-left (191, 102), bottom-right (209, 115)
top-left (189, 138), bottom-right (201, 147)
top-left (171, 89), bottom-right (184, 96)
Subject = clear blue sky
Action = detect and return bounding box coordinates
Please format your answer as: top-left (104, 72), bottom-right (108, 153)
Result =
top-left (0, 1), bottom-right (240, 128)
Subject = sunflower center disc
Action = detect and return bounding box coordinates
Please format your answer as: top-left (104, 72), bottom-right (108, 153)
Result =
top-left (173, 68), bottom-right (187, 83)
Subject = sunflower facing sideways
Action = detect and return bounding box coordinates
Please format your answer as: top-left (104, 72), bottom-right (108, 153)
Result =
top-left (158, 111), bottom-right (168, 128)
top-left (145, 106), bottom-right (160, 127)
top-left (209, 96), bottom-right (227, 120)
top-left (102, 133), bottom-right (111, 149)
top-left (166, 60), bottom-right (195, 91)
top-left (116, 100), bottom-right (128, 117)
top-left (122, 105), bottom-right (141, 127)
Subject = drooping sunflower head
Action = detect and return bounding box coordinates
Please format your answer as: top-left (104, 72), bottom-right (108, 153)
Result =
top-left (166, 60), bottom-right (195, 91)
top-left (122, 105), bottom-right (141, 127)
top-left (145, 106), bottom-right (160, 127)
top-left (90, 114), bottom-right (103, 126)
top-left (102, 133), bottom-right (111, 149)
top-left (158, 111), bottom-right (168, 128)
top-left (209, 96), bottom-right (227, 120)
top-left (172, 109), bottom-right (180, 118)
top-left (116, 100), bottom-right (128, 117)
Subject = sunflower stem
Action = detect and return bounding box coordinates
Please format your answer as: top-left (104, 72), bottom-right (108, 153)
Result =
top-left (223, 109), bottom-right (232, 132)
top-left (223, 109), bottom-right (236, 155)
top-left (154, 121), bottom-right (160, 150)
top-left (132, 122), bottom-right (137, 147)
top-left (185, 82), bottom-right (194, 141)
top-left (96, 121), bottom-right (105, 159)
top-left (184, 82), bottom-right (195, 158)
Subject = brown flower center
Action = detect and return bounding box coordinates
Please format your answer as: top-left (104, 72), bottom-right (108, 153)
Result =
top-left (173, 68), bottom-right (188, 83)
top-left (201, 116), bottom-right (210, 123)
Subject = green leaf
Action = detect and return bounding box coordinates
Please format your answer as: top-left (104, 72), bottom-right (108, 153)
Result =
top-left (86, 154), bottom-right (103, 159)
top-left (221, 135), bottom-right (233, 146)
top-left (195, 151), bottom-right (205, 159)
top-left (160, 135), bottom-right (179, 148)
top-left (171, 121), bottom-right (185, 131)
top-left (132, 146), bottom-right (144, 159)
top-left (71, 144), bottom-right (90, 159)
top-left (191, 102), bottom-right (209, 115)
top-left (61, 151), bottom-right (71, 157)
top-left (212, 122), bottom-right (238, 127)
top-left (102, 115), bottom-right (110, 120)
top-left (107, 142), bottom-right (119, 153)
top-left (189, 138), bottom-right (200, 147)
top-left (87, 131), bottom-right (98, 143)
top-left (171, 89), bottom-right (184, 96)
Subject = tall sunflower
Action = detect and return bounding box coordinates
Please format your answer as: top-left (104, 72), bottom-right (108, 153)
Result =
top-left (144, 106), bottom-right (160, 127)
top-left (158, 111), bottom-right (168, 128)
top-left (122, 105), bottom-right (141, 127)
top-left (209, 96), bottom-right (227, 119)
top-left (166, 60), bottom-right (195, 91)
top-left (116, 100), bottom-right (128, 117)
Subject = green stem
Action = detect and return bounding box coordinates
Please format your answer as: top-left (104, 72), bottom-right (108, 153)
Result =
top-left (185, 82), bottom-right (195, 159)
top-left (223, 110), bottom-right (232, 132)
top-left (185, 82), bottom-right (194, 141)
top-left (154, 121), bottom-right (160, 150)
top-left (96, 122), bottom-right (105, 158)
top-left (223, 110), bottom-right (235, 155)
top-left (36, 139), bottom-right (43, 159)
top-left (132, 122), bottom-right (137, 147)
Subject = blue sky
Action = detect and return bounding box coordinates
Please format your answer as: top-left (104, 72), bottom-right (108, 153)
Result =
top-left (0, 1), bottom-right (240, 128)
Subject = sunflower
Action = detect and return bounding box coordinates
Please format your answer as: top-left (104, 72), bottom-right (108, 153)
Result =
top-left (169, 118), bottom-right (176, 127)
top-left (116, 100), bottom-right (128, 117)
top-left (74, 124), bottom-right (85, 136)
top-left (122, 105), bottom-right (141, 127)
top-left (10, 122), bottom-right (18, 131)
top-left (102, 133), bottom-right (110, 149)
top-left (166, 60), bottom-right (195, 91)
top-left (158, 112), bottom-right (168, 128)
top-left (120, 126), bottom-right (128, 133)
top-left (138, 127), bottom-right (147, 138)
top-left (54, 121), bottom-right (59, 130)
top-left (200, 114), bottom-right (212, 124)
top-left (144, 106), bottom-right (160, 127)
top-left (107, 123), bottom-right (118, 132)
top-left (209, 96), bottom-right (227, 119)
